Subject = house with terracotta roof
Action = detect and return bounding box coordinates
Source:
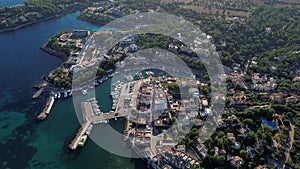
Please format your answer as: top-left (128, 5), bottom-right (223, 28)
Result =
top-left (286, 95), bottom-right (299, 103)
top-left (230, 92), bottom-right (246, 105)
top-left (162, 164), bottom-right (173, 169)
top-left (176, 144), bottom-right (186, 152)
top-left (196, 144), bottom-right (208, 158)
top-left (293, 76), bottom-right (300, 82)
top-left (202, 98), bottom-right (209, 107)
top-left (230, 156), bottom-right (244, 168)
top-left (227, 133), bottom-right (236, 142)
top-left (269, 93), bottom-right (285, 103)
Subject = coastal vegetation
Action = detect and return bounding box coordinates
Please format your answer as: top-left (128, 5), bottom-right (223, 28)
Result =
top-left (161, 0), bottom-right (300, 17)
top-left (162, 4), bottom-right (300, 73)
top-left (76, 0), bottom-right (161, 25)
top-left (0, 0), bottom-right (96, 31)
top-left (77, 1), bottom-right (300, 79)
top-left (42, 30), bottom-right (92, 88)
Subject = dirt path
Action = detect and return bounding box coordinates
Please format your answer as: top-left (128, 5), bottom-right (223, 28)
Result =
top-left (286, 122), bottom-right (295, 162)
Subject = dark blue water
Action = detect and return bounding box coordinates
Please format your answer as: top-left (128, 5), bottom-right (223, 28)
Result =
top-left (0, 12), bottom-right (145, 169)
top-left (0, 0), bottom-right (25, 6)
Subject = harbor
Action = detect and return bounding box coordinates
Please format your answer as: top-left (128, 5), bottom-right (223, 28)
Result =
top-left (35, 90), bottom-right (72, 120)
top-left (0, 10), bottom-right (148, 169)
top-left (34, 72), bottom-right (113, 122)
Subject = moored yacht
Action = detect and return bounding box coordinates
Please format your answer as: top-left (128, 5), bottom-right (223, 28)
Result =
top-left (64, 91), bottom-right (68, 98)
top-left (57, 93), bottom-right (61, 99)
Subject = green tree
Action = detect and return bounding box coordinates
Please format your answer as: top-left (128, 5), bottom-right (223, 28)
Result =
top-left (240, 149), bottom-right (248, 158)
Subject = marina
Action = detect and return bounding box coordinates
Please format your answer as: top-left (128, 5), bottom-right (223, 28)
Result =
top-left (68, 80), bottom-right (143, 150)
top-left (0, 10), bottom-right (147, 169)
top-left (135, 72), bottom-right (144, 80)
top-left (69, 98), bottom-right (123, 150)
top-left (125, 74), bottom-right (134, 82)
top-left (35, 73), bottom-right (113, 122)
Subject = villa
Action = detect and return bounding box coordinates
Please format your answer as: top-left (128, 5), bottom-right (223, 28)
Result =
top-left (230, 156), bottom-right (244, 168)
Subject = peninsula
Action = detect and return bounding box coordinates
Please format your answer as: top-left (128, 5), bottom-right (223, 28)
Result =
top-left (0, 0), bottom-right (95, 33)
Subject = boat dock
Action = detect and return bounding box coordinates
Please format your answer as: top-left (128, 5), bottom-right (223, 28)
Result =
top-left (68, 121), bottom-right (91, 150)
top-left (136, 72), bottom-right (144, 80)
top-left (37, 96), bottom-right (55, 120)
top-left (68, 99), bottom-right (127, 150)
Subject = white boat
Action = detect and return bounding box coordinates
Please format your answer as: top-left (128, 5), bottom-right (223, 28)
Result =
top-left (54, 93), bottom-right (58, 99)
top-left (64, 91), bottom-right (68, 98)
top-left (100, 77), bottom-right (106, 82)
top-left (86, 125), bottom-right (93, 135)
top-left (57, 93), bottom-right (61, 98)
top-left (92, 120), bottom-right (105, 124)
top-left (82, 89), bottom-right (87, 95)
top-left (146, 71), bottom-right (154, 76)
top-left (87, 98), bottom-right (94, 102)
top-left (69, 91), bottom-right (72, 96)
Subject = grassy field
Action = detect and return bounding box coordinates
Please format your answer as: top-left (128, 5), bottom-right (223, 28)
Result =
top-left (180, 4), bottom-right (250, 17)
top-left (160, 0), bottom-right (300, 17)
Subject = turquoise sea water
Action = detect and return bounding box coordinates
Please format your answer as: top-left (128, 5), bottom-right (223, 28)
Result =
top-left (0, 0), bottom-right (25, 6)
top-left (0, 12), bottom-right (145, 169)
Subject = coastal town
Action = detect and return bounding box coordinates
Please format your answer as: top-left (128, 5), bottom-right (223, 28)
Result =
top-left (16, 0), bottom-right (299, 168)
top-left (29, 24), bottom-right (299, 169)
top-left (68, 75), bottom-right (204, 169)
top-left (65, 68), bottom-right (299, 169)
